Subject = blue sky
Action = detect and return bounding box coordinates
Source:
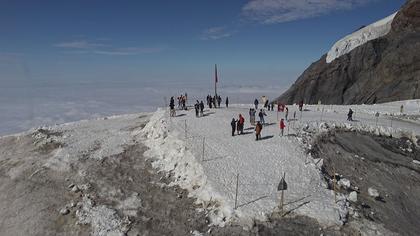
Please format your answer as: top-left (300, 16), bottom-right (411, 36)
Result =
top-left (1, 0), bottom-right (405, 88)
top-left (0, 0), bottom-right (407, 134)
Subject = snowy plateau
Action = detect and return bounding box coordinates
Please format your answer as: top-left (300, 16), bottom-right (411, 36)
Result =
top-left (1, 99), bottom-right (419, 235)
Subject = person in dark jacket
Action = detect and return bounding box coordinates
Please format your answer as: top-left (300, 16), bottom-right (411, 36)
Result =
top-left (254, 99), bottom-right (259, 110)
top-left (225, 97), bottom-right (229, 108)
top-left (231, 118), bottom-right (236, 136)
top-left (258, 109), bottom-right (266, 125)
top-left (255, 121), bottom-right (263, 140)
top-left (347, 109), bottom-right (354, 121)
top-left (213, 95), bottom-right (217, 108)
top-left (194, 101), bottom-right (199, 117)
top-left (249, 108), bottom-right (254, 125)
top-left (170, 97), bottom-right (175, 117)
top-left (199, 101), bottom-right (204, 116)
top-left (299, 100), bottom-right (304, 111)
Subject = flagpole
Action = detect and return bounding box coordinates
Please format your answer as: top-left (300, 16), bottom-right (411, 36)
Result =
top-left (214, 64), bottom-right (217, 97)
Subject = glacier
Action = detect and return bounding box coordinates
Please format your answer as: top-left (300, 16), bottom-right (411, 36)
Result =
top-left (326, 12), bottom-right (398, 63)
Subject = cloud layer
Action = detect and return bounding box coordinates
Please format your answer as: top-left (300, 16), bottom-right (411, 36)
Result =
top-left (54, 39), bottom-right (164, 55)
top-left (200, 27), bottom-right (234, 40)
top-left (242, 0), bottom-right (376, 24)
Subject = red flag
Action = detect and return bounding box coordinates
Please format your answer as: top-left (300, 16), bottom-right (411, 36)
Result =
top-left (215, 64), bottom-right (218, 83)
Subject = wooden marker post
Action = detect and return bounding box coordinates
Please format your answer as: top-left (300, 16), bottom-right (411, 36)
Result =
top-left (184, 120), bottom-right (187, 139)
top-left (202, 137), bottom-right (205, 161)
top-left (333, 167), bottom-right (337, 203)
top-left (277, 172), bottom-right (288, 215)
top-left (234, 173), bottom-right (239, 209)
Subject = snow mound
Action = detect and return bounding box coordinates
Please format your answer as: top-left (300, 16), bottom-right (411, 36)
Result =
top-left (326, 12), bottom-right (397, 63)
top-left (76, 195), bottom-right (130, 236)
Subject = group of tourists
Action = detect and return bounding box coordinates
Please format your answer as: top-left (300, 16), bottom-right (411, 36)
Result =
top-left (230, 114), bottom-right (245, 136)
top-left (170, 95), bottom-right (360, 142)
top-left (177, 94), bottom-right (188, 110)
top-left (207, 95), bottom-right (229, 108)
top-left (231, 98), bottom-right (289, 141)
top-left (194, 100), bottom-right (205, 117)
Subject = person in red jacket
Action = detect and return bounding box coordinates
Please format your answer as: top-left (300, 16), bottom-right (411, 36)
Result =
top-left (279, 118), bottom-right (286, 136)
top-left (238, 114), bottom-right (245, 134)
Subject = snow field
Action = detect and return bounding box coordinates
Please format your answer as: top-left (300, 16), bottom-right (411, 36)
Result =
top-left (141, 107), bottom-right (341, 227)
top-left (140, 100), bottom-right (420, 228)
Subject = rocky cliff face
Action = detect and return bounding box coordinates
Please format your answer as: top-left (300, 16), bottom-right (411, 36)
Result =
top-left (277, 0), bottom-right (420, 105)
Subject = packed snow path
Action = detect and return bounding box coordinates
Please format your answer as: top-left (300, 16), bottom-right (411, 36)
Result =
top-left (149, 107), bottom-right (340, 226)
top-left (143, 100), bottom-right (420, 227)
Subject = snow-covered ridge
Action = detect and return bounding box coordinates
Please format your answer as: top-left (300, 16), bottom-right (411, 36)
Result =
top-left (326, 12), bottom-right (398, 63)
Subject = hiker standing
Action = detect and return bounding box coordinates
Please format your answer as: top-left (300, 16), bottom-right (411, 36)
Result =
top-left (347, 109), bottom-right (353, 121)
top-left (217, 95), bottom-right (222, 108)
top-left (299, 100), bottom-right (304, 111)
top-left (209, 97), bottom-right (213, 108)
top-left (249, 108), bottom-right (256, 125)
top-left (255, 121), bottom-right (263, 141)
top-left (238, 114), bottom-right (245, 135)
top-left (285, 107), bottom-right (289, 121)
top-left (258, 109), bottom-right (266, 125)
top-left (254, 99), bottom-right (259, 110)
top-left (213, 95), bottom-right (217, 108)
top-left (279, 119), bottom-right (286, 136)
top-left (170, 97), bottom-right (175, 117)
top-left (199, 101), bottom-right (204, 116)
top-left (181, 95), bottom-right (186, 110)
top-left (225, 97), bottom-right (229, 108)
top-left (194, 101), bottom-right (199, 117)
top-left (231, 118), bottom-right (236, 136)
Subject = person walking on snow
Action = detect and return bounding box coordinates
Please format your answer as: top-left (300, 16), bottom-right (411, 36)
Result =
top-left (285, 107), bottom-right (289, 121)
top-left (254, 99), bottom-right (259, 110)
top-left (299, 100), bottom-right (304, 112)
top-left (225, 97), bottom-right (229, 108)
top-left (217, 95), bottom-right (222, 108)
top-left (347, 109), bottom-right (354, 121)
top-left (249, 108), bottom-right (256, 125)
top-left (199, 101), bottom-right (204, 116)
top-left (258, 109), bottom-right (266, 125)
top-left (255, 121), bottom-right (263, 141)
top-left (238, 114), bottom-right (245, 135)
top-left (213, 95), bottom-right (217, 108)
top-left (279, 119), bottom-right (286, 136)
top-left (194, 101), bottom-right (199, 117)
top-left (169, 97), bottom-right (176, 117)
top-left (231, 118), bottom-right (237, 136)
